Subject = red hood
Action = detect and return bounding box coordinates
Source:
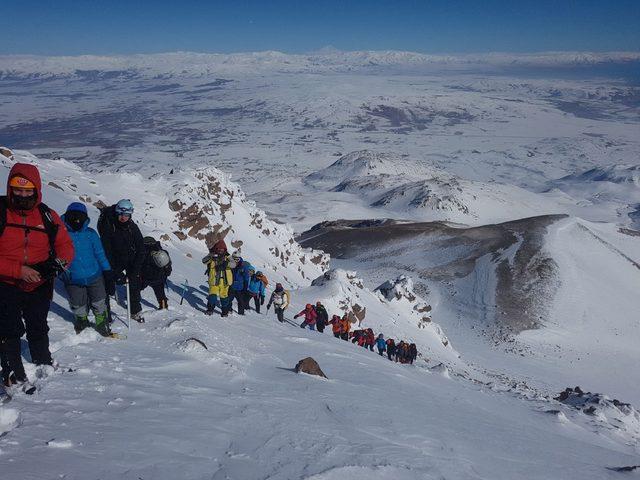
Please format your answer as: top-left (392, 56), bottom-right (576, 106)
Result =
top-left (7, 163), bottom-right (42, 209)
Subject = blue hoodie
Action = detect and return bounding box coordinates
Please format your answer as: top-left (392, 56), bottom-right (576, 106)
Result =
top-left (248, 275), bottom-right (266, 297)
top-left (62, 210), bottom-right (111, 286)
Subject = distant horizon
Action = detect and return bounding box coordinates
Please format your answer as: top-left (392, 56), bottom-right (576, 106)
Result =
top-left (2, 48), bottom-right (640, 58)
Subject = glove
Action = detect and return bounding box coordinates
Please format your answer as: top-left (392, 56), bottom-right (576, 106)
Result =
top-left (294, 314), bottom-right (299, 319)
top-left (31, 258), bottom-right (68, 281)
top-left (103, 270), bottom-right (114, 283)
top-left (260, 296), bottom-right (265, 305)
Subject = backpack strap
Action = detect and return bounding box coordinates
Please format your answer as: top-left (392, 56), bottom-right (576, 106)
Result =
top-left (0, 196), bottom-right (7, 237)
top-left (38, 203), bottom-right (59, 260)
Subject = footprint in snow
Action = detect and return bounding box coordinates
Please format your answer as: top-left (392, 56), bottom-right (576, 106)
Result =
top-left (46, 439), bottom-right (74, 448)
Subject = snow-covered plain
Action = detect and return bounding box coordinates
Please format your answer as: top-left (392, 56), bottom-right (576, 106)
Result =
top-left (0, 51), bottom-right (639, 478)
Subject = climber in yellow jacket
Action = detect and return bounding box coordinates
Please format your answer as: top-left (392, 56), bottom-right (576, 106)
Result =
top-left (205, 240), bottom-right (233, 317)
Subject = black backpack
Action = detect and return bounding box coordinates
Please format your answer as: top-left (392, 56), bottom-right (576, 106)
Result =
top-left (97, 204), bottom-right (116, 236)
top-left (0, 196), bottom-right (58, 260)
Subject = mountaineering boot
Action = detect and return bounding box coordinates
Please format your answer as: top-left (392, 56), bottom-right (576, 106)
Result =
top-left (204, 307), bottom-right (214, 316)
top-left (131, 312), bottom-right (145, 323)
top-left (94, 312), bottom-right (111, 337)
top-left (74, 315), bottom-right (90, 334)
top-left (0, 337), bottom-right (27, 384)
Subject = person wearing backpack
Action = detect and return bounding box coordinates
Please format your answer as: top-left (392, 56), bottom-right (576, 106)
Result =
top-left (409, 343), bottom-right (418, 364)
top-left (229, 253), bottom-right (252, 315)
top-left (97, 199), bottom-right (145, 323)
top-left (294, 303), bottom-right (317, 330)
top-left (339, 314), bottom-right (351, 341)
top-left (205, 249), bottom-right (233, 317)
top-left (314, 301), bottom-right (328, 333)
top-left (329, 314), bottom-right (342, 338)
top-left (141, 236), bottom-right (172, 310)
top-left (247, 269), bottom-right (266, 313)
top-left (266, 283), bottom-right (290, 323)
top-left (375, 333), bottom-right (387, 356)
top-left (385, 338), bottom-right (396, 361)
top-left (60, 202), bottom-right (112, 336)
top-left (0, 164), bottom-right (74, 392)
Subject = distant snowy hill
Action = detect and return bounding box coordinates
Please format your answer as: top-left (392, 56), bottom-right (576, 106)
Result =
top-left (1, 50), bottom-right (639, 78)
top-left (305, 150), bottom-right (567, 225)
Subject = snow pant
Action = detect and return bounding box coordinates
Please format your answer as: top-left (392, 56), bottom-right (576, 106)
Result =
top-left (105, 269), bottom-right (142, 316)
top-left (387, 350), bottom-right (395, 360)
top-left (65, 277), bottom-right (107, 318)
top-left (317, 323), bottom-right (325, 333)
top-left (377, 347), bottom-right (385, 356)
top-left (0, 281), bottom-right (53, 382)
top-left (149, 283), bottom-right (167, 304)
top-left (230, 288), bottom-right (247, 315)
top-left (333, 332), bottom-right (340, 338)
top-left (274, 307), bottom-right (285, 322)
top-left (300, 322), bottom-right (315, 331)
top-left (368, 344), bottom-right (374, 351)
top-left (207, 294), bottom-right (231, 315)
top-left (340, 332), bottom-right (349, 341)
top-left (248, 294), bottom-right (261, 313)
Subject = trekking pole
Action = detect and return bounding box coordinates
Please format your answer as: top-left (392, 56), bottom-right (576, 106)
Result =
top-left (180, 279), bottom-right (189, 305)
top-left (125, 278), bottom-right (132, 332)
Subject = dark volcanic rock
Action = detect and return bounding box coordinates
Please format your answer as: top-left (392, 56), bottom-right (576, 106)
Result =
top-left (298, 215), bottom-right (567, 336)
top-left (295, 357), bottom-right (327, 378)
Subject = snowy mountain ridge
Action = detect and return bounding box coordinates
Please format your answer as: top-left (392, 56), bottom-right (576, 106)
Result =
top-left (1, 50), bottom-right (639, 78)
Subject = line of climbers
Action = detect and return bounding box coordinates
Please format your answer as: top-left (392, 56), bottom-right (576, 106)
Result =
top-left (293, 303), bottom-right (418, 364)
top-left (0, 163), bottom-right (418, 395)
top-left (201, 224), bottom-right (420, 364)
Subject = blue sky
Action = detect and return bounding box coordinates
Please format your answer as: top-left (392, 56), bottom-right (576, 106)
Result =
top-left (2, 0), bottom-right (639, 55)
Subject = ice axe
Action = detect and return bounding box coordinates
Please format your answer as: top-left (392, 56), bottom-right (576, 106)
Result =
top-left (180, 279), bottom-right (189, 305)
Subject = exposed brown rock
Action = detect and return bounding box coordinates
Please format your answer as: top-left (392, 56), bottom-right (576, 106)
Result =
top-left (48, 181), bottom-right (64, 191)
top-left (0, 147), bottom-right (14, 160)
top-left (294, 357), bottom-right (327, 378)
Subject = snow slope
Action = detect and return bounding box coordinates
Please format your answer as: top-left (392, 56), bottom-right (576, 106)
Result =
top-left (1, 150), bottom-right (639, 479)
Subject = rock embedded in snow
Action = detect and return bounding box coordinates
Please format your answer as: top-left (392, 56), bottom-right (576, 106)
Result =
top-left (294, 357), bottom-right (327, 378)
top-left (0, 146), bottom-right (14, 160)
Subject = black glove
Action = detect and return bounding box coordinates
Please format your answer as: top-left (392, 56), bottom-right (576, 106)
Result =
top-left (31, 258), bottom-right (68, 281)
top-left (103, 270), bottom-right (114, 283)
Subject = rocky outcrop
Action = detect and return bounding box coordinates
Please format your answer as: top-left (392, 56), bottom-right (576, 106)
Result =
top-left (295, 357), bottom-right (327, 378)
top-left (167, 166), bottom-right (329, 287)
top-left (0, 147), bottom-right (14, 160)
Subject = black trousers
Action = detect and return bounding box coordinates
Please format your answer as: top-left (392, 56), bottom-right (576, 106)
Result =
top-left (149, 283), bottom-right (167, 303)
top-left (0, 281), bottom-right (53, 381)
top-left (247, 294), bottom-right (261, 313)
top-left (105, 268), bottom-right (142, 315)
top-left (230, 288), bottom-right (247, 314)
top-left (274, 307), bottom-right (285, 322)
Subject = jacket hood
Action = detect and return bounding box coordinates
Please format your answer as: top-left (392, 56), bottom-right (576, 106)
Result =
top-left (7, 163), bottom-right (43, 208)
